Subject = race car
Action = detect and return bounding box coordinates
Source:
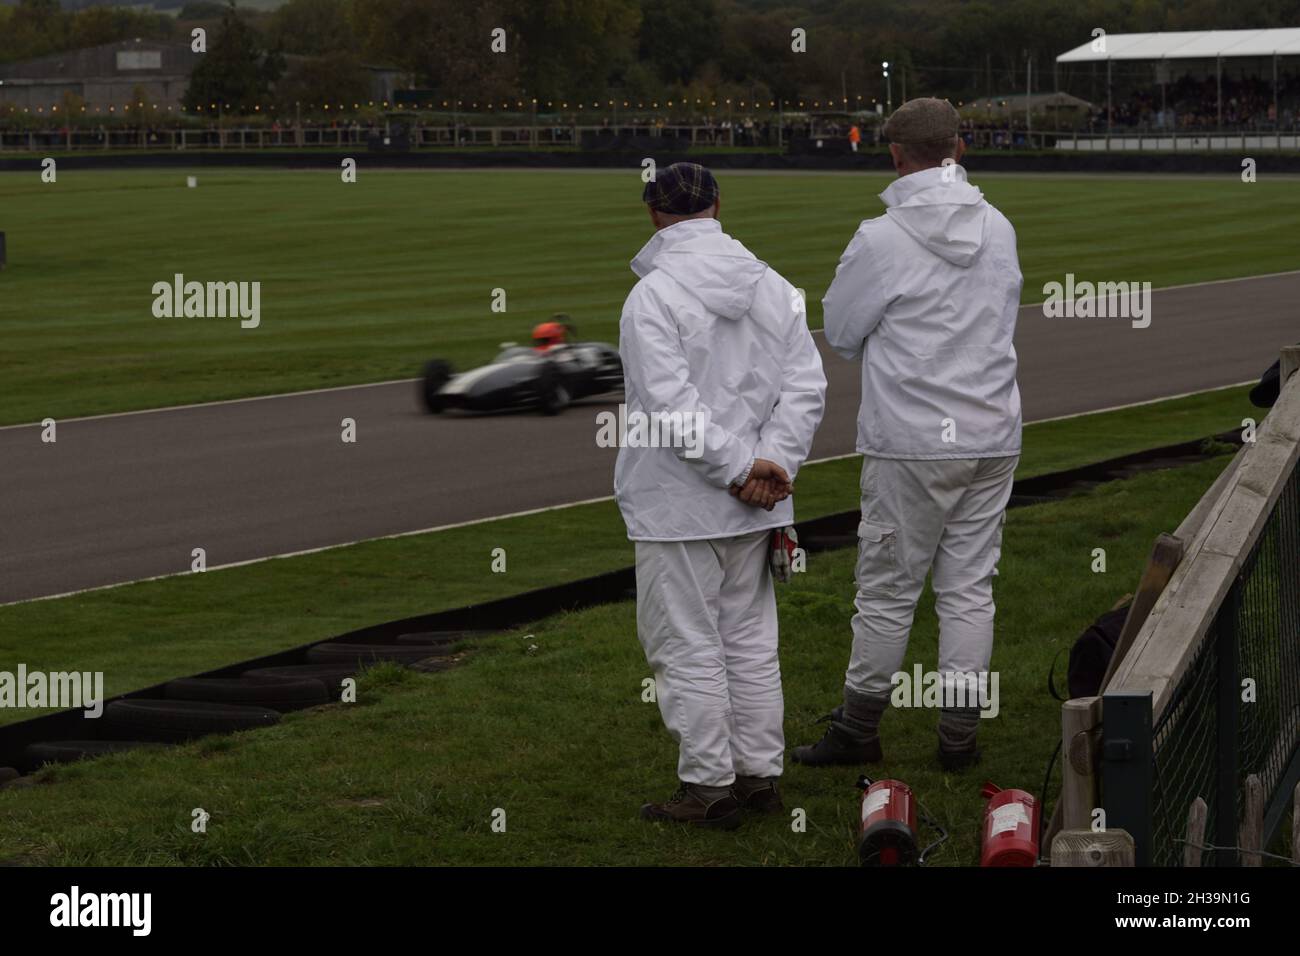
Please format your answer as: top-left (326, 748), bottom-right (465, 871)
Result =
top-left (420, 316), bottom-right (624, 415)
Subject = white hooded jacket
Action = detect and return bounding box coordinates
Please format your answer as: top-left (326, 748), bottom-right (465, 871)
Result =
top-left (823, 165), bottom-right (1022, 459)
top-left (615, 218), bottom-right (827, 541)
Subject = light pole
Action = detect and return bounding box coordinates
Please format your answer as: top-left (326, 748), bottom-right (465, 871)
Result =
top-left (1026, 53), bottom-right (1032, 137)
top-left (882, 61), bottom-right (892, 115)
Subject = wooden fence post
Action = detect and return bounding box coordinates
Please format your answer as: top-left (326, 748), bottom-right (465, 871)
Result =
top-left (1292, 782), bottom-right (1300, 865)
top-left (1184, 797), bottom-right (1207, 867)
top-left (1051, 829), bottom-right (1135, 866)
top-left (1100, 534), bottom-right (1184, 692)
top-left (1239, 774), bottom-right (1263, 866)
top-left (1281, 345), bottom-right (1300, 385)
top-left (1061, 697), bottom-right (1102, 831)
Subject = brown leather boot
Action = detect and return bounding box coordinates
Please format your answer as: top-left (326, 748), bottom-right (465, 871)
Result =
top-left (640, 782), bottom-right (742, 829)
top-left (733, 775), bottom-right (784, 813)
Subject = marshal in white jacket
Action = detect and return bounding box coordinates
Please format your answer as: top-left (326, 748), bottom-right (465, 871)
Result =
top-left (823, 165), bottom-right (1023, 460)
top-left (614, 218), bottom-right (827, 542)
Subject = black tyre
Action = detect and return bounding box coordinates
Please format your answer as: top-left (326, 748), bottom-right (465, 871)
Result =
top-left (421, 359), bottom-right (453, 413)
top-left (539, 381), bottom-right (570, 416)
top-left (395, 630), bottom-right (485, 646)
top-left (306, 642), bottom-right (450, 666)
top-left (242, 663), bottom-right (358, 697)
top-left (23, 740), bottom-right (152, 767)
top-left (104, 699), bottom-right (279, 743)
top-left (165, 676), bottom-right (329, 713)
top-left (409, 657), bottom-right (460, 674)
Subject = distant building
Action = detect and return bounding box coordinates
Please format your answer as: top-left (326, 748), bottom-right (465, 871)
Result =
top-left (0, 39), bottom-right (405, 114)
top-left (0, 39), bottom-right (202, 112)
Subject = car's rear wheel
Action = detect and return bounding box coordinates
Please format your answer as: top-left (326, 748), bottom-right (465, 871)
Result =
top-left (539, 381), bottom-right (570, 416)
top-left (421, 360), bottom-right (453, 413)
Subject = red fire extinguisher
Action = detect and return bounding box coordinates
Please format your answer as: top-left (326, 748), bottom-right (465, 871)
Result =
top-left (857, 776), bottom-right (947, 866)
top-left (980, 781), bottom-right (1040, 866)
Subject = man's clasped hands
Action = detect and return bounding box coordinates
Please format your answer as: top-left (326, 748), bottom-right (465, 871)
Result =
top-left (728, 458), bottom-right (792, 512)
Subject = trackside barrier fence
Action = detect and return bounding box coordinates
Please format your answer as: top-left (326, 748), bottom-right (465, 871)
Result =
top-left (1069, 347), bottom-right (1300, 866)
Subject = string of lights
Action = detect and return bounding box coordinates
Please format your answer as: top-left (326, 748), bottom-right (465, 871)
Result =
top-left (0, 93), bottom-right (1035, 118)
top-left (0, 94), bottom-right (905, 117)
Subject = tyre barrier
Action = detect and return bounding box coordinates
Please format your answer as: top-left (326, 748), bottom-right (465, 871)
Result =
top-left (0, 429), bottom-right (1243, 783)
top-left (241, 663), bottom-right (358, 694)
top-left (23, 740), bottom-right (154, 766)
top-left (0, 630), bottom-right (480, 778)
top-left (395, 630), bottom-right (486, 646)
top-left (305, 643), bottom-right (454, 667)
top-left (103, 700), bottom-right (281, 744)
top-left (165, 676), bottom-right (330, 713)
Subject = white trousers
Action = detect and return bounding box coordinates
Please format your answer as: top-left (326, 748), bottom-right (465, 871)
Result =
top-left (845, 454), bottom-right (1018, 698)
top-left (635, 530), bottom-right (782, 786)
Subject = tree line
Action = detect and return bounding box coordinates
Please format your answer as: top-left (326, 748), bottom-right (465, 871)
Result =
top-left (3, 0), bottom-right (1300, 116)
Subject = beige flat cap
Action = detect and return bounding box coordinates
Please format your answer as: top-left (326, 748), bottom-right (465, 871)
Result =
top-left (882, 97), bottom-right (960, 144)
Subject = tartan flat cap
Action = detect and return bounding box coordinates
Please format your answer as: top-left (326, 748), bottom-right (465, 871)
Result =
top-left (882, 97), bottom-right (960, 144)
top-left (643, 162), bottom-right (719, 215)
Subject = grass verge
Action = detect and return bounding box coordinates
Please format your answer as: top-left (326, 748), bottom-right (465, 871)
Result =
top-left (0, 453), bottom-right (1235, 865)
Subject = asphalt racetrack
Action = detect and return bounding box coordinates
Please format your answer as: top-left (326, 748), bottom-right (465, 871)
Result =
top-left (2, 271), bottom-right (1295, 604)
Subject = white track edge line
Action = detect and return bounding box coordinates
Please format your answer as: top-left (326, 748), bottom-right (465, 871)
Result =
top-left (0, 377), bottom-right (422, 432)
top-left (0, 493), bottom-right (617, 608)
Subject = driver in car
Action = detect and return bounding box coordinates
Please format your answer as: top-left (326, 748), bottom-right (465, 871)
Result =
top-left (532, 316), bottom-right (573, 352)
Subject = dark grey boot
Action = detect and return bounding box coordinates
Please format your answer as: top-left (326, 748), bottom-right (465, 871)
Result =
top-left (792, 688), bottom-right (887, 766)
top-left (733, 775), bottom-right (784, 813)
top-left (937, 706), bottom-right (982, 771)
top-left (640, 782), bottom-right (743, 829)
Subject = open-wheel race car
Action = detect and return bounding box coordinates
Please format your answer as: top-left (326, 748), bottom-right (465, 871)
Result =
top-left (420, 316), bottom-right (624, 416)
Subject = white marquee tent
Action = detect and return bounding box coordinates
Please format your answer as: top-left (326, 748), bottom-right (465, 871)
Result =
top-left (1057, 28), bottom-right (1300, 62)
top-left (1056, 28), bottom-right (1300, 129)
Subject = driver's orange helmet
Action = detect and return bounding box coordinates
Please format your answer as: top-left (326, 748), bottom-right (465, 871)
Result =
top-left (532, 321), bottom-right (568, 350)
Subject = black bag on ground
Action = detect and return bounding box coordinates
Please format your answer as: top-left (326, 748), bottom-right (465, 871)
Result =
top-left (1049, 602), bottom-right (1132, 700)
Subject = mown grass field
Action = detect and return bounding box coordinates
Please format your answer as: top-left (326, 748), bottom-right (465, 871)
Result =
top-left (1, 167), bottom-right (1297, 424)
top-left (0, 453), bottom-right (1235, 865)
